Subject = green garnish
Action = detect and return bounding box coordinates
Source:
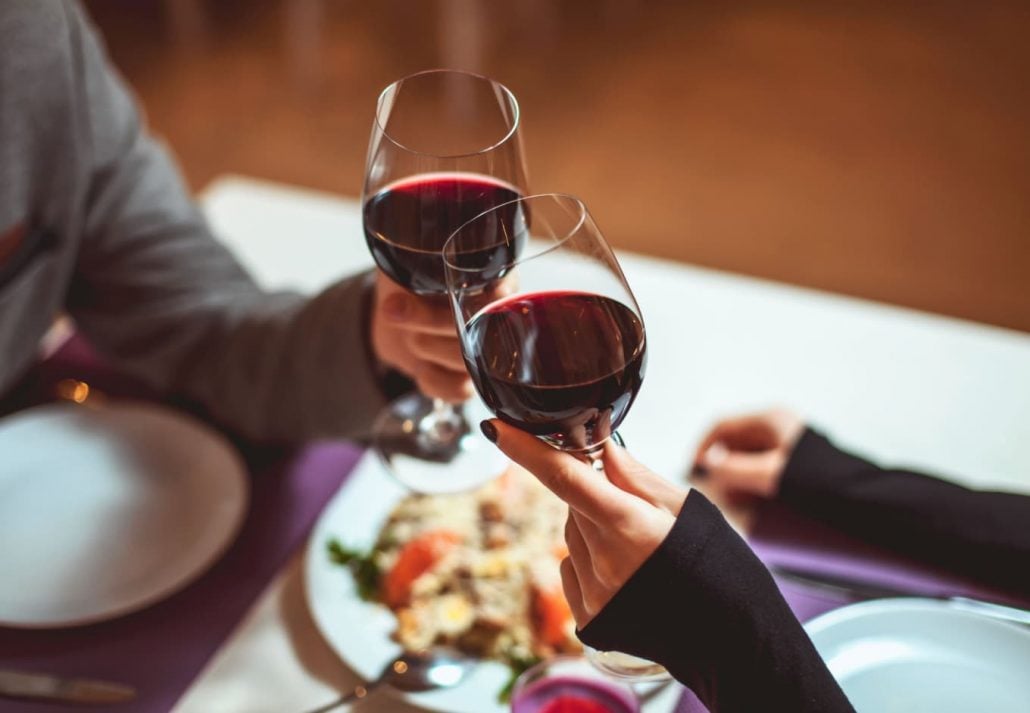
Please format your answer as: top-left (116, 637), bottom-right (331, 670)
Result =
top-left (498, 654), bottom-right (542, 703)
top-left (327, 538), bottom-right (380, 601)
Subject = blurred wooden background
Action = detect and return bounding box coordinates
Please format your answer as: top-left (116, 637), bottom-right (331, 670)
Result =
top-left (85, 0), bottom-right (1030, 332)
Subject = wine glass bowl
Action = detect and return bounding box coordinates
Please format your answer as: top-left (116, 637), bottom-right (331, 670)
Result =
top-left (445, 194), bottom-right (668, 681)
top-left (361, 69), bottom-right (529, 493)
top-left (364, 70), bottom-right (528, 297)
top-left (444, 194), bottom-right (647, 456)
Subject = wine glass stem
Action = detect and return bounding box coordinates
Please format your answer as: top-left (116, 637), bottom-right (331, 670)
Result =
top-left (422, 398), bottom-right (462, 443)
top-left (584, 431), bottom-right (625, 471)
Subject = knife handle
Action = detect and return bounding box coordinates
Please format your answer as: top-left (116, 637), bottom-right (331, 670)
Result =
top-left (0, 669), bottom-right (136, 704)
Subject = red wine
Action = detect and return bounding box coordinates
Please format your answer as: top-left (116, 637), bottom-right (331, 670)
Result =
top-left (363, 172), bottom-right (523, 295)
top-left (464, 291), bottom-right (646, 451)
top-left (510, 675), bottom-right (638, 713)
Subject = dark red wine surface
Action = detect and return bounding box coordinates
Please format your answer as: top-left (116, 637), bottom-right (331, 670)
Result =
top-left (464, 290), bottom-right (645, 449)
top-left (363, 172), bottom-right (523, 295)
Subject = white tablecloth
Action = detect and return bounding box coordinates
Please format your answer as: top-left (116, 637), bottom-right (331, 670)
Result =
top-left (173, 175), bottom-right (1030, 713)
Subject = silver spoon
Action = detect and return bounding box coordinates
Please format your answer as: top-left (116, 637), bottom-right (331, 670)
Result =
top-left (303, 648), bottom-right (473, 713)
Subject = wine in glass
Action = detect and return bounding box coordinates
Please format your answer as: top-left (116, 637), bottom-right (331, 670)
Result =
top-left (362, 69), bottom-right (530, 492)
top-left (510, 655), bottom-right (640, 713)
top-left (444, 193), bottom-right (668, 680)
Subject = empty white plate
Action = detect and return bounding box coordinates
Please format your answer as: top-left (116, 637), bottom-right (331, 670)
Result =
top-left (0, 401), bottom-right (248, 628)
top-left (806, 598), bottom-right (1030, 713)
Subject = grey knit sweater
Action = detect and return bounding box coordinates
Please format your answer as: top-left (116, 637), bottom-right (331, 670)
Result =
top-left (0, 0), bottom-right (386, 441)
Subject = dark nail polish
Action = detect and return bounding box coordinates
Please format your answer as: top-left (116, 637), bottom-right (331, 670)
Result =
top-left (480, 420), bottom-right (498, 443)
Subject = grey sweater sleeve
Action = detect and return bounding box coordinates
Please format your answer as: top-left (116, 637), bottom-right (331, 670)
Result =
top-left (61, 1), bottom-right (388, 442)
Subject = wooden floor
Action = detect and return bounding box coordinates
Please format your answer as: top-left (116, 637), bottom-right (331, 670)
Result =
top-left (86, 0), bottom-right (1030, 332)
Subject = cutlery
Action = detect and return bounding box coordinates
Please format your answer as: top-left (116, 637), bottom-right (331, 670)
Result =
top-left (770, 564), bottom-right (1030, 627)
top-left (302, 647), bottom-right (473, 713)
top-left (0, 669), bottom-right (135, 705)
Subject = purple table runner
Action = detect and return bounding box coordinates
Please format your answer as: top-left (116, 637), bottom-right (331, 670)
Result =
top-left (0, 441), bottom-right (363, 713)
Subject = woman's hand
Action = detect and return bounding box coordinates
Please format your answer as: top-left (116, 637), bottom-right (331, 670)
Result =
top-left (692, 409), bottom-right (805, 497)
top-left (483, 419), bottom-right (688, 627)
top-left (370, 271), bottom-right (473, 403)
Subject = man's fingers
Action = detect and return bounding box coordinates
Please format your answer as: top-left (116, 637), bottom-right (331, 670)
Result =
top-left (485, 419), bottom-right (630, 522)
top-left (381, 292), bottom-right (457, 336)
top-left (408, 333), bottom-right (467, 371)
top-left (413, 363), bottom-right (473, 403)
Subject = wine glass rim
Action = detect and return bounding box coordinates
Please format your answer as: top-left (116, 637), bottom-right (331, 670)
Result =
top-left (511, 654), bottom-right (640, 708)
top-left (374, 69), bottom-right (521, 159)
top-left (442, 192), bottom-right (589, 274)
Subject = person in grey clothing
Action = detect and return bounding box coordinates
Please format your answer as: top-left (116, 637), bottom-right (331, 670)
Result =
top-left (0, 0), bottom-right (471, 442)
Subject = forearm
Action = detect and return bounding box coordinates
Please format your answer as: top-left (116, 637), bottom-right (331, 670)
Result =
top-left (166, 272), bottom-right (388, 443)
top-left (780, 429), bottom-right (1030, 596)
top-left (66, 1), bottom-right (389, 442)
top-left (73, 257), bottom-right (388, 442)
top-left (580, 492), bottom-right (853, 712)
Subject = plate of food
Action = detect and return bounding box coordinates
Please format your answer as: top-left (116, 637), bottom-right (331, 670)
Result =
top-left (304, 454), bottom-right (581, 712)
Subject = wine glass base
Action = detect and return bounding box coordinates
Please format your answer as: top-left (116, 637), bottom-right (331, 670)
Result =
top-left (585, 647), bottom-right (670, 682)
top-left (372, 393), bottom-right (509, 493)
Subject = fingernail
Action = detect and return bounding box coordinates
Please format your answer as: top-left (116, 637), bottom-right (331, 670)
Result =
top-left (480, 420), bottom-right (498, 443)
top-left (383, 294), bottom-right (408, 320)
top-left (703, 442), bottom-right (728, 468)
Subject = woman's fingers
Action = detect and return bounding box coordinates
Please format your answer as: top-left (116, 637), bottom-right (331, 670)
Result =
top-left (703, 448), bottom-right (786, 497)
top-left (693, 409), bottom-right (806, 469)
top-left (603, 441), bottom-right (688, 515)
top-left (692, 422), bottom-right (732, 469)
top-left (565, 511), bottom-right (614, 622)
top-left (485, 419), bottom-right (631, 523)
top-left (565, 510), bottom-right (592, 565)
top-left (692, 415), bottom-right (773, 467)
top-left (483, 422), bottom-right (687, 632)
top-left (693, 409), bottom-right (804, 495)
top-left (559, 557), bottom-right (589, 627)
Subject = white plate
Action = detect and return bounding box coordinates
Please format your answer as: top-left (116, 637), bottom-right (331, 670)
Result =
top-left (0, 401), bottom-right (248, 628)
top-left (806, 598), bottom-right (1030, 713)
top-left (306, 456), bottom-right (685, 713)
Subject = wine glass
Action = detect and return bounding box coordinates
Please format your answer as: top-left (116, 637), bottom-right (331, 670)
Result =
top-left (443, 193), bottom-right (668, 681)
top-left (510, 656), bottom-right (640, 713)
top-left (362, 69), bottom-right (530, 493)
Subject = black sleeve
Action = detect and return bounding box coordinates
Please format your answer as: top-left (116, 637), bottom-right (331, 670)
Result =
top-left (579, 491), bottom-right (854, 713)
top-left (780, 428), bottom-right (1030, 598)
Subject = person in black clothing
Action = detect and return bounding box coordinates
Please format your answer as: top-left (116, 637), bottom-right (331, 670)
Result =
top-left (480, 409), bottom-right (1030, 711)
top-left (480, 416), bottom-right (854, 712)
top-left (694, 409), bottom-right (1030, 598)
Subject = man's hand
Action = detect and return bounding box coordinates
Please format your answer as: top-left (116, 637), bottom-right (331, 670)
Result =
top-left (370, 271), bottom-right (473, 403)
